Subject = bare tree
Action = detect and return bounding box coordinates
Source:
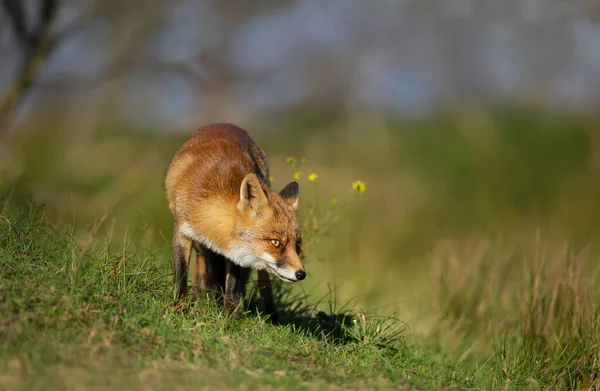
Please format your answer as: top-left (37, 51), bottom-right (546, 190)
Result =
top-left (0, 0), bottom-right (297, 130)
top-left (0, 0), bottom-right (58, 131)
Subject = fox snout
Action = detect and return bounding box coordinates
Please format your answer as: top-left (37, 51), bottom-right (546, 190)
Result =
top-left (272, 266), bottom-right (306, 283)
top-left (271, 250), bottom-right (306, 283)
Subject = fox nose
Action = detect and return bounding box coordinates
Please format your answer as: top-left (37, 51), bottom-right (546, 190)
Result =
top-left (295, 270), bottom-right (306, 281)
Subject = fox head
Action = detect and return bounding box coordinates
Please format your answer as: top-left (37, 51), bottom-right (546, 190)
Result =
top-left (232, 173), bottom-right (306, 282)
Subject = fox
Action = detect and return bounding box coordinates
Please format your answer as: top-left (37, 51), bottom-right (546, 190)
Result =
top-left (165, 123), bottom-right (306, 324)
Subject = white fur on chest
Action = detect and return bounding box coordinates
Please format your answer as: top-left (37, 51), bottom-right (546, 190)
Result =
top-left (180, 222), bottom-right (224, 255)
top-left (179, 222), bottom-right (270, 270)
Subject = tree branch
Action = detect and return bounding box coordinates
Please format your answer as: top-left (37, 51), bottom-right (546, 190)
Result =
top-left (0, 0), bottom-right (59, 132)
top-left (2, 0), bottom-right (28, 44)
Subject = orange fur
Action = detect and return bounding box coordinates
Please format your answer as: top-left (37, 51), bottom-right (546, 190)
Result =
top-left (165, 123), bottom-right (305, 322)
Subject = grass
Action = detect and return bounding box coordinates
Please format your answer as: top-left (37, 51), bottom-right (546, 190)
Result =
top-left (0, 195), bottom-right (476, 390)
top-left (431, 236), bottom-right (600, 389)
top-left (2, 106), bottom-right (600, 389)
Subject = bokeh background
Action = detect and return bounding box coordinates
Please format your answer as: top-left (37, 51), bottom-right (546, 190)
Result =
top-left (2, 0), bottom-right (600, 362)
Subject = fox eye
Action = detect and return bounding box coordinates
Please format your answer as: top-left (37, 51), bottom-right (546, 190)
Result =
top-left (270, 239), bottom-right (281, 248)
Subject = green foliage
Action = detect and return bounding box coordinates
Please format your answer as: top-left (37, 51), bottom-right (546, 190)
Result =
top-left (433, 238), bottom-right (600, 390)
top-left (0, 196), bottom-right (474, 390)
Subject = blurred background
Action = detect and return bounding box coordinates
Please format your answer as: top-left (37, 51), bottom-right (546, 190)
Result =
top-left (2, 0), bottom-right (600, 358)
top-left (3, 0), bottom-right (600, 129)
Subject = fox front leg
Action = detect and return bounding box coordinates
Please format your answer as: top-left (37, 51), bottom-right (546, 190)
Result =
top-left (258, 270), bottom-right (279, 325)
top-left (224, 260), bottom-right (250, 315)
top-left (172, 224), bottom-right (193, 298)
top-left (195, 244), bottom-right (226, 295)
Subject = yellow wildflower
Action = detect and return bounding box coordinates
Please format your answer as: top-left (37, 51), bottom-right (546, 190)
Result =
top-left (308, 172), bottom-right (318, 182)
top-left (300, 157), bottom-right (307, 164)
top-left (351, 180), bottom-right (367, 193)
top-left (286, 156), bottom-right (297, 165)
top-left (269, 175), bottom-right (274, 184)
top-left (293, 171), bottom-right (302, 180)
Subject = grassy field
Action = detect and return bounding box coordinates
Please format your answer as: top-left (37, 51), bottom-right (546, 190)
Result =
top-left (1, 106), bottom-right (600, 390)
top-left (0, 193), bottom-right (477, 390)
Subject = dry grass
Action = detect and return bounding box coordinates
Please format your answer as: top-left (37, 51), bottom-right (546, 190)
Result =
top-left (430, 234), bottom-right (600, 389)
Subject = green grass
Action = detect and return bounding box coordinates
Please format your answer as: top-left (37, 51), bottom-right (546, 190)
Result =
top-left (0, 196), bottom-right (478, 390)
top-left (431, 237), bottom-right (600, 390)
top-left (3, 107), bottom-right (600, 390)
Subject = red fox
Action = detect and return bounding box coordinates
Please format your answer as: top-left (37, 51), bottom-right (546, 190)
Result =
top-left (165, 123), bottom-right (306, 323)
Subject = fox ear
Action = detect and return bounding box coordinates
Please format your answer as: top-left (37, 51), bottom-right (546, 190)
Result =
top-left (238, 173), bottom-right (269, 213)
top-left (279, 181), bottom-right (299, 210)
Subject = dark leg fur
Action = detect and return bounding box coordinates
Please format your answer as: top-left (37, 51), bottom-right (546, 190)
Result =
top-left (191, 243), bottom-right (278, 323)
top-left (205, 248), bottom-right (227, 294)
top-left (172, 225), bottom-right (192, 298)
top-left (224, 260), bottom-right (251, 314)
top-left (193, 243), bottom-right (227, 294)
top-left (258, 270), bottom-right (279, 324)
